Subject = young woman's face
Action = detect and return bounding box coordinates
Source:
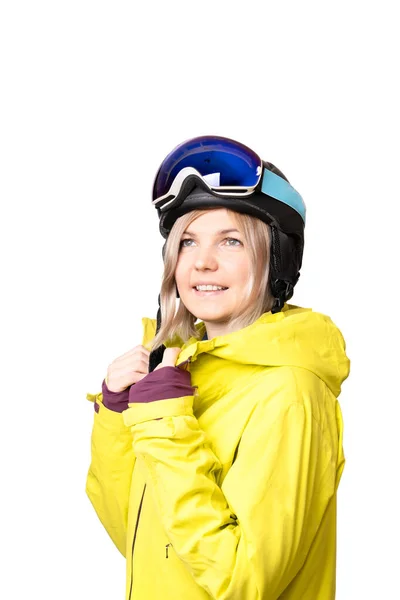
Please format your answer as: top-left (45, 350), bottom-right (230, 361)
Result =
top-left (174, 208), bottom-right (252, 337)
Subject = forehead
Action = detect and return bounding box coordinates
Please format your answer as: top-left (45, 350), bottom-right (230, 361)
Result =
top-left (185, 208), bottom-right (240, 234)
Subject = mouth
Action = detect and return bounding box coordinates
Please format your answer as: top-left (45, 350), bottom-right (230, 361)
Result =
top-left (192, 287), bottom-right (229, 297)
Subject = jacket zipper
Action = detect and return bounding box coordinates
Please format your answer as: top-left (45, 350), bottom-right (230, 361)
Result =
top-left (128, 484), bottom-right (146, 600)
top-left (177, 355), bottom-right (192, 371)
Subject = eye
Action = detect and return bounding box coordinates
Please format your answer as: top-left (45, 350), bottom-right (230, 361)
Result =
top-left (179, 237), bottom-right (242, 248)
top-left (225, 237), bottom-right (242, 246)
top-left (179, 239), bottom-right (194, 248)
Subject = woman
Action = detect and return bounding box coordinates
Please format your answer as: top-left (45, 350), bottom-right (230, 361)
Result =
top-left (86, 135), bottom-right (350, 599)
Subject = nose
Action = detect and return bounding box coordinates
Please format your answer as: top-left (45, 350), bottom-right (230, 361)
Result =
top-left (193, 244), bottom-right (218, 271)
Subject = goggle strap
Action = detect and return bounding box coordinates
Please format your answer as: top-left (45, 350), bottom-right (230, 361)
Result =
top-left (261, 170), bottom-right (306, 223)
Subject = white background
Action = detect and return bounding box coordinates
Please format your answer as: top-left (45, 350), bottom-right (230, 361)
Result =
top-left (1, 1), bottom-right (398, 598)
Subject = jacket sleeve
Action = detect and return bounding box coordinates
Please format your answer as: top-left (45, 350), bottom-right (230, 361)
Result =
top-left (122, 368), bottom-right (340, 599)
top-left (85, 391), bottom-right (135, 557)
top-left (85, 317), bottom-right (158, 556)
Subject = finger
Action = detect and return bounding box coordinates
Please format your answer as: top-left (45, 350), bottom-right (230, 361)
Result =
top-left (112, 345), bottom-right (150, 363)
top-left (136, 360), bottom-right (150, 376)
top-left (112, 350), bottom-right (150, 371)
top-left (134, 373), bottom-right (148, 382)
top-left (160, 347), bottom-right (182, 366)
top-left (125, 359), bottom-right (150, 375)
top-left (107, 368), bottom-right (148, 390)
top-left (108, 360), bottom-right (149, 386)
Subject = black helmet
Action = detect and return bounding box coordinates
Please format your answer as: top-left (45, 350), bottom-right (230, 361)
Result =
top-left (148, 136), bottom-right (306, 371)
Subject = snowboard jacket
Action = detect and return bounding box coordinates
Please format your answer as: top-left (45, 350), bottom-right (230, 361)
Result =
top-left (85, 303), bottom-right (350, 599)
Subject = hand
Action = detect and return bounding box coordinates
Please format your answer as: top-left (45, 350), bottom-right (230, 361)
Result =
top-left (106, 345), bottom-right (150, 393)
top-left (154, 347), bottom-right (182, 371)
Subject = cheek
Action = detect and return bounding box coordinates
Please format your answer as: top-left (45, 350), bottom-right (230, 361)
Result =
top-left (225, 255), bottom-right (252, 282)
top-left (174, 257), bottom-right (188, 285)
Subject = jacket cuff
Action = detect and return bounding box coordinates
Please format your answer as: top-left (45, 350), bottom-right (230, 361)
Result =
top-left (101, 379), bottom-right (130, 413)
top-left (123, 395), bottom-right (195, 427)
top-left (128, 367), bottom-right (195, 404)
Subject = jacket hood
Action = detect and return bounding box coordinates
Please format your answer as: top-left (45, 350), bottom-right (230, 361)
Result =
top-left (167, 303), bottom-right (350, 398)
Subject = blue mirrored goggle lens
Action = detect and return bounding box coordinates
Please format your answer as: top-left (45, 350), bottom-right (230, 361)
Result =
top-left (152, 136), bottom-right (262, 201)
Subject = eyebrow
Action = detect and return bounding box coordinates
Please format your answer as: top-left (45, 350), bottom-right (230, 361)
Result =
top-left (182, 228), bottom-right (241, 236)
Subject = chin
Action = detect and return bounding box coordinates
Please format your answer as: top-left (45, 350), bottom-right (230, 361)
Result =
top-left (191, 308), bottom-right (230, 321)
top-left (180, 294), bottom-right (232, 320)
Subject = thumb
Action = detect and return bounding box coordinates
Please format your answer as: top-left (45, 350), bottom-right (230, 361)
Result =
top-left (154, 347), bottom-right (182, 370)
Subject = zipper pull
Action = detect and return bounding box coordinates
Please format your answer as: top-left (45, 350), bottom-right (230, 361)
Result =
top-left (177, 355), bottom-right (193, 371)
top-left (165, 543), bottom-right (172, 558)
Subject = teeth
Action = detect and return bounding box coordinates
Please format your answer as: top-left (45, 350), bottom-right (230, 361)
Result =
top-left (195, 285), bottom-right (227, 291)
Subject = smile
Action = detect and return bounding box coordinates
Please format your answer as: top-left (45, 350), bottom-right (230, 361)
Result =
top-left (192, 288), bottom-right (229, 297)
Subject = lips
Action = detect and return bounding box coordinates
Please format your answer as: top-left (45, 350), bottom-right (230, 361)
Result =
top-left (192, 286), bottom-right (229, 290)
top-left (192, 288), bottom-right (229, 297)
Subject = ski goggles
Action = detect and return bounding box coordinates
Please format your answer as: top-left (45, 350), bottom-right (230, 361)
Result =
top-left (152, 135), bottom-right (306, 222)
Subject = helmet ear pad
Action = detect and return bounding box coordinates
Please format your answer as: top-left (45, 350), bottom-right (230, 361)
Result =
top-left (269, 226), bottom-right (302, 309)
top-left (269, 226), bottom-right (303, 285)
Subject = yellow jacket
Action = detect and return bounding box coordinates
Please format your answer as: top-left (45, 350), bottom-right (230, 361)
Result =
top-left (86, 303), bottom-right (350, 599)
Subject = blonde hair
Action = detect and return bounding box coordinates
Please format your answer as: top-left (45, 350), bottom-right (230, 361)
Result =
top-left (150, 207), bottom-right (275, 352)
